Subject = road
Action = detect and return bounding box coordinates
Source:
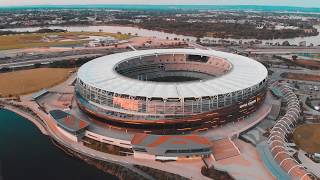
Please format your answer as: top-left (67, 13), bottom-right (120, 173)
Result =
top-left (0, 54), bottom-right (102, 68)
top-left (298, 150), bottom-right (320, 178)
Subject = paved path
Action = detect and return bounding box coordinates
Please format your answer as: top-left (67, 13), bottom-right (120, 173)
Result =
top-left (298, 150), bottom-right (320, 177)
top-left (301, 96), bottom-right (320, 115)
top-left (212, 139), bottom-right (275, 180)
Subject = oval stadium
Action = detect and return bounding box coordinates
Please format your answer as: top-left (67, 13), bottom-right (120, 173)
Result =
top-left (75, 49), bottom-right (268, 133)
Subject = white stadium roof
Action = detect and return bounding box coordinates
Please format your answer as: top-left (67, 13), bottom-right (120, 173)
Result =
top-left (77, 49), bottom-right (268, 99)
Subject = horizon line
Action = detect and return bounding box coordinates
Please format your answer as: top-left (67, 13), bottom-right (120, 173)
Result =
top-left (0, 4), bottom-right (320, 9)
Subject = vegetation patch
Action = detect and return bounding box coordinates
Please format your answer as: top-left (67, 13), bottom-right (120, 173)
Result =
top-left (132, 20), bottom-right (318, 39)
top-left (0, 33), bottom-right (83, 50)
top-left (201, 166), bottom-right (234, 180)
top-left (134, 165), bottom-right (189, 180)
top-left (0, 31), bottom-right (130, 50)
top-left (82, 136), bottom-right (133, 156)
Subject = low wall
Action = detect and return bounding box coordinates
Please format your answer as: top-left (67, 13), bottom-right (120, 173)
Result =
top-left (85, 130), bottom-right (132, 149)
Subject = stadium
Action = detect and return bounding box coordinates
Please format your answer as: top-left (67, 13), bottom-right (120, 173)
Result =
top-left (75, 49), bottom-right (268, 134)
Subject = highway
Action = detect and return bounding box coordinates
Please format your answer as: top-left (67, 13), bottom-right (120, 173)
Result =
top-left (0, 54), bottom-right (102, 68)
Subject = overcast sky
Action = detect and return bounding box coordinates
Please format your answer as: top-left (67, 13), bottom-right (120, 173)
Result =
top-left (1, 0), bottom-right (320, 7)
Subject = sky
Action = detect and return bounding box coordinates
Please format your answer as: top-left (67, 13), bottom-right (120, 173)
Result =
top-left (0, 0), bottom-right (320, 8)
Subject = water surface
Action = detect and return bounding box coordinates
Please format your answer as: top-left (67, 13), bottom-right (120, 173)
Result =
top-left (0, 109), bottom-right (117, 180)
top-left (2, 25), bottom-right (320, 45)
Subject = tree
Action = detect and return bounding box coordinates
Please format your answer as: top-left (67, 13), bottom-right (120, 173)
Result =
top-left (34, 63), bottom-right (41, 68)
top-left (292, 55), bottom-right (298, 61)
top-left (196, 37), bottom-right (201, 43)
top-left (282, 41), bottom-right (290, 46)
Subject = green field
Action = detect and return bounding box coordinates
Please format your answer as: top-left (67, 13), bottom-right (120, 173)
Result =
top-left (0, 32), bottom-right (130, 50)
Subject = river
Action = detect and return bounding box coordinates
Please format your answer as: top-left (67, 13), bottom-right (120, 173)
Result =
top-left (2, 25), bottom-right (320, 45)
top-left (0, 109), bottom-right (117, 180)
top-left (0, 25), bottom-right (196, 41)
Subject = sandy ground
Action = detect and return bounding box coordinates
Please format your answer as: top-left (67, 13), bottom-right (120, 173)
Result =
top-left (293, 124), bottom-right (320, 153)
top-left (0, 68), bottom-right (74, 97)
top-left (0, 36), bottom-right (186, 57)
top-left (281, 72), bottom-right (320, 82)
top-left (295, 59), bottom-right (320, 69)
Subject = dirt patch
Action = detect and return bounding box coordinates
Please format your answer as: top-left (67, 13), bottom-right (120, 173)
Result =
top-left (0, 32), bottom-right (130, 50)
top-left (293, 124), bottom-right (320, 153)
top-left (295, 59), bottom-right (320, 69)
top-left (281, 72), bottom-right (320, 82)
top-left (0, 68), bottom-right (74, 97)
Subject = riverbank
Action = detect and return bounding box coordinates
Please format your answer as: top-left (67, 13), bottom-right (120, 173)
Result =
top-left (2, 25), bottom-right (320, 45)
top-left (0, 109), bottom-right (116, 180)
top-left (0, 101), bottom-right (143, 179)
top-left (134, 21), bottom-right (319, 40)
top-left (2, 105), bottom-right (48, 135)
top-left (0, 99), bottom-right (194, 180)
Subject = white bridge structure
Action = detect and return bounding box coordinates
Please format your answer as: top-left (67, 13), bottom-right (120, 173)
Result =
top-left (268, 82), bottom-right (313, 180)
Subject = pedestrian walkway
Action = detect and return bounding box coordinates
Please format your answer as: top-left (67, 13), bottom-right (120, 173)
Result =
top-left (257, 142), bottom-right (291, 180)
top-left (211, 138), bottom-right (240, 161)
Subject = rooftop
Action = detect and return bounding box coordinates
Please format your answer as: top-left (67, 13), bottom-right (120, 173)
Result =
top-left (49, 110), bottom-right (89, 133)
top-left (31, 89), bottom-right (48, 100)
top-left (131, 133), bottom-right (212, 150)
top-left (77, 49), bottom-right (268, 99)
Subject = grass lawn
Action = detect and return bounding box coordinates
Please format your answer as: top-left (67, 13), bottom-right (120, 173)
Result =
top-left (0, 32), bottom-right (130, 50)
top-left (0, 33), bottom-right (84, 50)
top-left (63, 31), bottom-right (131, 40)
top-left (0, 68), bottom-right (74, 97)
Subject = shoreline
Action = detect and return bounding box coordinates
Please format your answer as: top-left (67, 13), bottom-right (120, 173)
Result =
top-left (0, 102), bottom-right (48, 135)
top-left (1, 24), bottom-right (320, 41)
top-left (0, 102), bottom-right (144, 180)
top-left (0, 100), bottom-right (192, 180)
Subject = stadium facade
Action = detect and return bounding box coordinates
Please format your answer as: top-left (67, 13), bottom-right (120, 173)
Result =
top-left (75, 49), bottom-right (268, 134)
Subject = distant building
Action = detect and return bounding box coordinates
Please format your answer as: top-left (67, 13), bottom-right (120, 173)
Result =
top-left (303, 29), bottom-right (314, 34)
top-left (87, 36), bottom-right (119, 47)
top-left (299, 41), bottom-right (307, 47)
